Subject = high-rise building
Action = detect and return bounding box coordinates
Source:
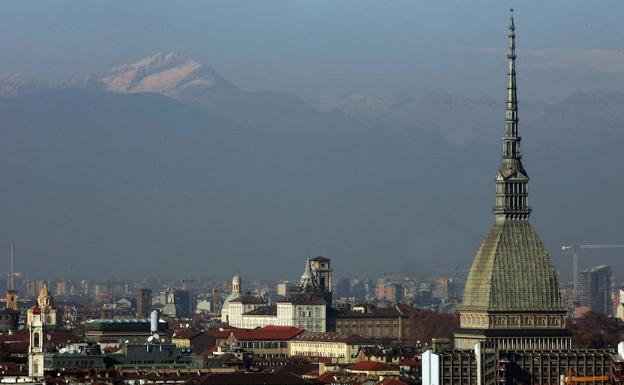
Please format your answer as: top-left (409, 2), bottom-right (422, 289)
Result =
top-left (136, 288), bottom-right (152, 319)
top-left (578, 265), bottom-right (612, 315)
top-left (454, 12), bottom-right (570, 351)
top-left (55, 281), bottom-right (67, 297)
top-left (434, 278), bottom-right (456, 304)
top-left (335, 278), bottom-right (351, 299)
top-left (375, 280), bottom-right (403, 303)
top-left (174, 288), bottom-right (192, 317)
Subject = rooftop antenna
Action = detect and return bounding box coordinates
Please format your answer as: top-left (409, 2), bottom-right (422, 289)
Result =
top-left (9, 243), bottom-right (15, 290)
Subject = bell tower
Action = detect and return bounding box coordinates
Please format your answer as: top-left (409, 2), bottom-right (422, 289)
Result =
top-left (5, 290), bottom-right (18, 311)
top-left (310, 256), bottom-right (332, 303)
top-left (28, 305), bottom-right (44, 378)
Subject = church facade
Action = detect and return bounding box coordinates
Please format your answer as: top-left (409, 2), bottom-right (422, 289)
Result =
top-left (26, 285), bottom-right (58, 329)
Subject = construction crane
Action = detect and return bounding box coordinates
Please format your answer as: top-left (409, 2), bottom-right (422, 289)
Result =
top-left (561, 244), bottom-right (624, 300)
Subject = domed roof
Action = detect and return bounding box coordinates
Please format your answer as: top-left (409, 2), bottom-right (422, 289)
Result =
top-left (161, 303), bottom-right (181, 317)
top-left (222, 291), bottom-right (241, 310)
top-left (461, 221), bottom-right (564, 312)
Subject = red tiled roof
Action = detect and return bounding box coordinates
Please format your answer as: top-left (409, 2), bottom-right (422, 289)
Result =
top-left (377, 378), bottom-right (409, 385)
top-left (231, 326), bottom-right (304, 341)
top-left (172, 328), bottom-right (201, 339)
top-left (399, 357), bottom-right (421, 366)
top-left (347, 361), bottom-right (400, 372)
top-left (206, 327), bottom-right (240, 338)
top-left (198, 346), bottom-right (220, 359)
top-left (0, 330), bottom-right (82, 353)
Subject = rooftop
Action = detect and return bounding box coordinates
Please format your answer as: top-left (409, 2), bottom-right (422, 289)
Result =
top-left (461, 220), bottom-right (565, 313)
top-left (231, 326), bottom-right (304, 341)
top-left (229, 295), bottom-right (266, 305)
top-left (293, 331), bottom-right (370, 344)
top-left (346, 361), bottom-right (400, 372)
top-left (243, 305), bottom-right (277, 316)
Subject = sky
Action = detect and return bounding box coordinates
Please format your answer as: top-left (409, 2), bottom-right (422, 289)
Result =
top-left (1, 1), bottom-right (624, 280)
top-left (1, 1), bottom-right (624, 100)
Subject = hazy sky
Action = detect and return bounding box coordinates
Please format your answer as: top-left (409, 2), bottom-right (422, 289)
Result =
top-left (1, 2), bottom-right (624, 281)
top-left (1, 1), bottom-right (624, 100)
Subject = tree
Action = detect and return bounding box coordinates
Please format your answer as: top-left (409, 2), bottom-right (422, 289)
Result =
top-left (570, 311), bottom-right (621, 349)
top-left (408, 309), bottom-right (459, 345)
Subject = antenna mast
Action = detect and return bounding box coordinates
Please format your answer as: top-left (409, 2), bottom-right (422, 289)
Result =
top-left (9, 243), bottom-right (15, 290)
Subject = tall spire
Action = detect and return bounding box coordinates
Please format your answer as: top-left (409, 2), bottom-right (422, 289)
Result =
top-left (493, 10), bottom-right (531, 221)
top-left (505, 9), bottom-right (518, 146)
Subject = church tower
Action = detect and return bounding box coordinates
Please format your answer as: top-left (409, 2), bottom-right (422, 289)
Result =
top-left (5, 290), bottom-right (18, 311)
top-left (28, 305), bottom-right (44, 378)
top-left (27, 284), bottom-right (57, 328)
top-left (454, 12), bottom-right (571, 351)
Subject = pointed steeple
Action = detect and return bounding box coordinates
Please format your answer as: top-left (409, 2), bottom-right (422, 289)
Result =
top-left (493, 9), bottom-right (531, 222)
top-left (505, 9), bottom-right (518, 145)
top-left (457, 13), bottom-right (569, 351)
top-left (299, 258), bottom-right (315, 291)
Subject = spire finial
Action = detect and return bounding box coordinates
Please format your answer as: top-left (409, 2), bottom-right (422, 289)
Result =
top-left (509, 9), bottom-right (515, 32)
top-left (493, 11), bottom-right (531, 221)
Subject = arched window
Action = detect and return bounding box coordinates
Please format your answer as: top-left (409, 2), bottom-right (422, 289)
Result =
top-left (33, 332), bottom-right (40, 347)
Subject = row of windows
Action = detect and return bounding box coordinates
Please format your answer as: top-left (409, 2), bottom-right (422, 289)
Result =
top-left (336, 320), bottom-right (399, 327)
top-left (238, 341), bottom-right (287, 349)
top-left (52, 360), bottom-right (96, 368)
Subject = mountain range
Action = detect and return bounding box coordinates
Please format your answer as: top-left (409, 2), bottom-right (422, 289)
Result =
top-left (0, 52), bottom-right (623, 279)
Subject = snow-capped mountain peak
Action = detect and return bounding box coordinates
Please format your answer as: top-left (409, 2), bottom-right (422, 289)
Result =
top-left (98, 51), bottom-right (233, 94)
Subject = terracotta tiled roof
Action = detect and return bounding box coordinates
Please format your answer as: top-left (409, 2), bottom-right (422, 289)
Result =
top-left (398, 357), bottom-right (420, 366)
top-left (172, 328), bottom-right (201, 339)
top-left (231, 326), bottom-right (304, 341)
top-left (0, 330), bottom-right (83, 353)
top-left (377, 378), bottom-right (409, 385)
top-left (347, 361), bottom-right (400, 372)
top-left (206, 327), bottom-right (240, 338)
top-left (200, 345), bottom-right (220, 357)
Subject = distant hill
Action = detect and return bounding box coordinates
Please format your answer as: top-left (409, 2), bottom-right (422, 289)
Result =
top-left (0, 88), bottom-right (623, 279)
top-left (56, 52), bottom-right (362, 134)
